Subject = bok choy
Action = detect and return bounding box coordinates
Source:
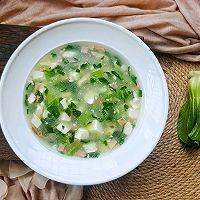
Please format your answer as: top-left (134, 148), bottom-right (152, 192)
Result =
top-left (177, 71), bottom-right (200, 147)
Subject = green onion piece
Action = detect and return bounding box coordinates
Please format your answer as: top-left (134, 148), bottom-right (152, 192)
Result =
top-left (111, 71), bottom-right (122, 80)
top-left (98, 77), bottom-right (109, 84)
top-left (87, 152), bottom-right (100, 158)
top-left (51, 52), bottom-right (57, 58)
top-left (93, 63), bottom-right (102, 69)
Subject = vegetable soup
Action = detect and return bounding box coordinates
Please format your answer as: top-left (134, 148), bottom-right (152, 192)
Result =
top-left (24, 42), bottom-right (142, 158)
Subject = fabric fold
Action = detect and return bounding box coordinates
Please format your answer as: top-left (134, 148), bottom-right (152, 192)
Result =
top-left (0, 0), bottom-right (200, 61)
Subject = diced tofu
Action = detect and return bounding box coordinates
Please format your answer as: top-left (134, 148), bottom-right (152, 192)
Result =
top-left (123, 122), bottom-right (133, 135)
top-left (60, 98), bottom-right (68, 109)
top-left (81, 46), bottom-right (89, 53)
top-left (91, 51), bottom-right (104, 60)
top-left (31, 114), bottom-right (42, 128)
top-left (68, 71), bottom-right (80, 82)
top-left (35, 104), bottom-right (44, 117)
top-left (60, 112), bottom-right (71, 122)
top-left (130, 99), bottom-right (141, 109)
top-left (75, 128), bottom-right (89, 140)
top-left (84, 92), bottom-right (95, 104)
top-left (77, 74), bottom-right (90, 86)
top-left (50, 62), bottom-right (58, 69)
top-left (62, 51), bottom-right (77, 58)
top-left (121, 64), bottom-right (128, 71)
top-left (42, 110), bottom-right (49, 119)
top-left (28, 93), bottom-right (36, 104)
top-left (107, 138), bottom-right (118, 149)
top-left (89, 120), bottom-right (104, 134)
top-left (56, 123), bottom-right (70, 134)
top-left (83, 143), bottom-right (97, 153)
top-left (38, 84), bottom-right (46, 93)
top-left (32, 71), bottom-right (44, 80)
top-left (128, 108), bottom-right (139, 119)
top-left (128, 108), bottom-right (135, 119)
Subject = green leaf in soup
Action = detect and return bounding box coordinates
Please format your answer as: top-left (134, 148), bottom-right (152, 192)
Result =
top-left (55, 65), bottom-right (65, 75)
top-left (102, 102), bottom-right (115, 120)
top-left (90, 78), bottom-right (96, 83)
top-left (80, 63), bottom-right (88, 69)
top-left (93, 63), bottom-right (102, 69)
top-left (65, 141), bottom-right (82, 156)
top-left (51, 52), bottom-right (57, 58)
top-left (117, 86), bottom-right (132, 101)
top-left (111, 71), bottom-right (122, 80)
top-left (54, 81), bottom-right (78, 93)
top-left (87, 152), bottom-right (100, 158)
top-left (98, 77), bottom-right (109, 84)
top-left (47, 99), bottom-right (60, 118)
top-left (64, 44), bottom-right (75, 51)
top-left (44, 69), bottom-right (56, 79)
top-left (72, 109), bottom-right (82, 117)
top-left (79, 111), bottom-right (93, 126)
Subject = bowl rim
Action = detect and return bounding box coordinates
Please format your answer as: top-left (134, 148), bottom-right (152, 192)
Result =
top-left (0, 18), bottom-right (169, 185)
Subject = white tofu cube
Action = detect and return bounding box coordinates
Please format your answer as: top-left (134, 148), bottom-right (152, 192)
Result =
top-left (60, 98), bottom-right (68, 109)
top-left (56, 123), bottom-right (70, 134)
top-left (38, 84), bottom-right (46, 93)
top-left (42, 110), bottom-right (49, 119)
top-left (60, 112), bottom-right (71, 122)
top-left (89, 120), bottom-right (104, 134)
top-left (107, 138), bottom-right (118, 149)
top-left (123, 122), bottom-right (133, 135)
top-left (83, 143), bottom-right (97, 153)
top-left (31, 114), bottom-right (42, 128)
top-left (130, 99), bottom-right (141, 109)
top-left (68, 71), bottom-right (80, 82)
top-left (77, 74), bottom-right (90, 86)
top-left (84, 92), bottom-right (95, 104)
top-left (28, 93), bottom-right (36, 104)
top-left (81, 46), bottom-right (89, 53)
top-left (121, 64), bottom-right (128, 71)
top-left (62, 51), bottom-right (77, 58)
top-left (75, 128), bottom-right (89, 140)
top-left (128, 108), bottom-right (139, 120)
top-left (32, 71), bottom-right (44, 80)
top-left (35, 104), bottom-right (44, 117)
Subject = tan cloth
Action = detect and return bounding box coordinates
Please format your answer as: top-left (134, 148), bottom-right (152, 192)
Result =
top-left (0, 0), bottom-right (200, 62)
top-left (0, 160), bottom-right (83, 200)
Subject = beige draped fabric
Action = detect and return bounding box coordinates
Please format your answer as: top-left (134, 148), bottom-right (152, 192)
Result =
top-left (0, 160), bottom-right (83, 200)
top-left (0, 0), bottom-right (200, 61)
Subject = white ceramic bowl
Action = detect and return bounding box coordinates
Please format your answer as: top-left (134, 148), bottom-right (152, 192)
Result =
top-left (0, 18), bottom-right (168, 185)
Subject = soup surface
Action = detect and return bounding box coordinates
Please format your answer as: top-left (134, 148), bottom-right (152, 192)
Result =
top-left (24, 42), bottom-right (142, 158)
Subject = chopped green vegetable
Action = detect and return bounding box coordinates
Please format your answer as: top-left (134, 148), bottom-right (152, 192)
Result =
top-left (87, 152), bottom-right (100, 158)
top-left (93, 63), bottom-right (102, 69)
top-left (90, 78), bottom-right (96, 83)
top-left (117, 86), bottom-right (132, 101)
top-left (111, 71), bottom-right (122, 80)
top-left (124, 104), bottom-right (129, 111)
top-left (51, 52), bottom-right (57, 58)
top-left (80, 63), bottom-right (88, 69)
top-left (177, 71), bottom-right (200, 147)
top-left (98, 77), bottom-right (109, 84)
top-left (138, 90), bottom-right (142, 97)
